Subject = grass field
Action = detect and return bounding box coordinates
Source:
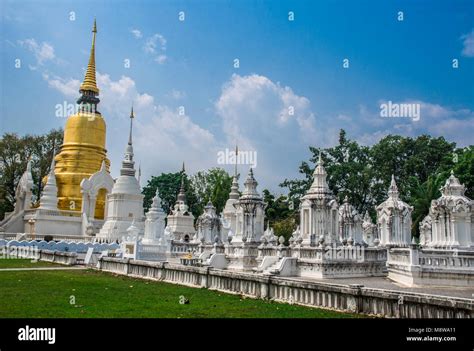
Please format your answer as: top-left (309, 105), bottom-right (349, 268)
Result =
top-left (0, 258), bottom-right (60, 269)
top-left (0, 268), bottom-right (359, 318)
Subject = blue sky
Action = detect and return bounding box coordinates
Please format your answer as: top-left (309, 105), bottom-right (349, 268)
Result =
top-left (2, 0), bottom-right (473, 193)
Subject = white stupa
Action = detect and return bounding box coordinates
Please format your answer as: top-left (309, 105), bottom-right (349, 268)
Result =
top-left (166, 163), bottom-right (195, 242)
top-left (233, 168), bottom-right (266, 243)
top-left (299, 151), bottom-right (339, 245)
top-left (39, 156), bottom-right (58, 210)
top-left (98, 107), bottom-right (144, 241)
top-left (376, 175), bottom-right (413, 247)
top-left (222, 146), bottom-right (240, 242)
top-left (142, 189), bottom-right (167, 244)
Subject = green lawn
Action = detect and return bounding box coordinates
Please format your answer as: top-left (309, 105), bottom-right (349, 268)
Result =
top-left (0, 258), bottom-right (61, 269)
top-left (0, 269), bottom-right (359, 318)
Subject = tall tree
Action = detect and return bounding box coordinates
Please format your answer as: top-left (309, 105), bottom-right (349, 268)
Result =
top-left (410, 174), bottom-right (445, 238)
top-left (190, 168), bottom-right (232, 215)
top-left (281, 130), bottom-right (461, 226)
top-left (262, 189), bottom-right (295, 226)
top-left (141, 171), bottom-right (199, 219)
top-left (0, 129), bottom-right (63, 219)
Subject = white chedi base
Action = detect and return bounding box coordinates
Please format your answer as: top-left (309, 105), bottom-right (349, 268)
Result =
top-left (97, 193), bottom-right (144, 241)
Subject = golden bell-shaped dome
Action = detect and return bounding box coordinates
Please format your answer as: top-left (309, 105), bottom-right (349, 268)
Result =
top-left (54, 19), bottom-right (110, 219)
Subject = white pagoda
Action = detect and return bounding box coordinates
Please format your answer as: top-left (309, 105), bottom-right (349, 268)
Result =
top-left (376, 175), bottom-right (413, 247)
top-left (166, 164), bottom-right (195, 242)
top-left (299, 152), bottom-right (339, 246)
top-left (98, 107), bottom-right (144, 241)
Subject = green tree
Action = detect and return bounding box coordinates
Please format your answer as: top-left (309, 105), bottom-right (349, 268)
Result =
top-left (142, 170), bottom-right (199, 219)
top-left (273, 217), bottom-right (296, 244)
top-left (280, 130), bottom-right (463, 228)
top-left (410, 174), bottom-right (445, 238)
top-left (190, 168), bottom-right (232, 215)
top-left (452, 146), bottom-right (474, 198)
top-left (262, 189), bottom-right (295, 225)
top-left (0, 129), bottom-right (63, 219)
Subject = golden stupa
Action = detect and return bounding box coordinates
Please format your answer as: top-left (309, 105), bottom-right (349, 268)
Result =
top-left (54, 19), bottom-right (110, 219)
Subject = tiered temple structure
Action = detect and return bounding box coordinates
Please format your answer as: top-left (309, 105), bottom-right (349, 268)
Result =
top-left (376, 175), bottom-right (413, 247)
top-left (142, 189), bottom-right (167, 244)
top-left (299, 152), bottom-right (339, 246)
top-left (362, 212), bottom-right (378, 246)
top-left (196, 202), bottom-right (222, 245)
top-left (1, 20), bottom-right (114, 237)
top-left (97, 107), bottom-right (144, 241)
top-left (39, 157), bottom-right (58, 211)
top-left (219, 168), bottom-right (266, 271)
top-left (166, 164), bottom-right (196, 242)
top-left (221, 146), bottom-right (240, 242)
top-left (2, 19), bottom-right (472, 293)
top-left (232, 168), bottom-right (266, 244)
top-left (387, 171), bottom-right (474, 287)
top-left (421, 171), bottom-right (473, 248)
top-left (54, 19), bottom-right (111, 220)
top-left (338, 196), bottom-right (363, 245)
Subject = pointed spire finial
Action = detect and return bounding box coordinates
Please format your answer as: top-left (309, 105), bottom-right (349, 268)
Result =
top-left (49, 151), bottom-right (56, 175)
top-left (388, 174), bottom-right (399, 198)
top-left (179, 162), bottom-right (186, 193)
top-left (80, 18), bottom-right (99, 94)
top-left (128, 105), bottom-right (134, 145)
top-left (234, 144), bottom-right (239, 177)
top-left (318, 149), bottom-right (323, 165)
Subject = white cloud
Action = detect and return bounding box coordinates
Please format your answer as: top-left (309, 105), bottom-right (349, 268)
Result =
top-left (18, 38), bottom-right (55, 65)
top-left (167, 89), bottom-right (186, 100)
top-left (43, 73), bottom-right (80, 99)
top-left (144, 33), bottom-right (166, 54)
top-left (353, 100), bottom-right (474, 147)
top-left (44, 70), bottom-right (218, 180)
top-left (461, 29), bottom-right (474, 57)
top-left (154, 54), bottom-right (167, 64)
top-left (142, 33), bottom-right (168, 64)
top-left (130, 29), bottom-right (142, 39)
top-left (215, 74), bottom-right (318, 145)
top-left (215, 74), bottom-right (320, 188)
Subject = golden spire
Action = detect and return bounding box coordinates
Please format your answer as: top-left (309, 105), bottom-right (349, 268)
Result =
top-left (80, 18), bottom-right (99, 94)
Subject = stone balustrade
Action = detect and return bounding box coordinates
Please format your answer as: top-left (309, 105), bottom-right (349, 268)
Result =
top-left (0, 232), bottom-right (92, 242)
top-left (388, 247), bottom-right (474, 287)
top-left (97, 257), bottom-right (474, 318)
top-left (3, 246), bottom-right (77, 265)
top-left (170, 241), bottom-right (199, 256)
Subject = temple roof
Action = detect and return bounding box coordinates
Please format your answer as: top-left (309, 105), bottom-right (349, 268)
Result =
top-left (80, 19), bottom-right (99, 94)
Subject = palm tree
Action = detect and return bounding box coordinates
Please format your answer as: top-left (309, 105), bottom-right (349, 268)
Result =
top-left (410, 174), bottom-right (445, 238)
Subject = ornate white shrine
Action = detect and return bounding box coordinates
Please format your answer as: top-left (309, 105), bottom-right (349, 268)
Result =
top-left (376, 175), bottom-right (413, 248)
top-left (387, 172), bottom-right (474, 287)
top-left (196, 201), bottom-right (222, 244)
top-left (98, 108), bottom-right (144, 241)
top-left (166, 165), bottom-right (196, 242)
top-left (142, 189), bottom-right (167, 244)
top-left (299, 152), bottom-right (339, 246)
